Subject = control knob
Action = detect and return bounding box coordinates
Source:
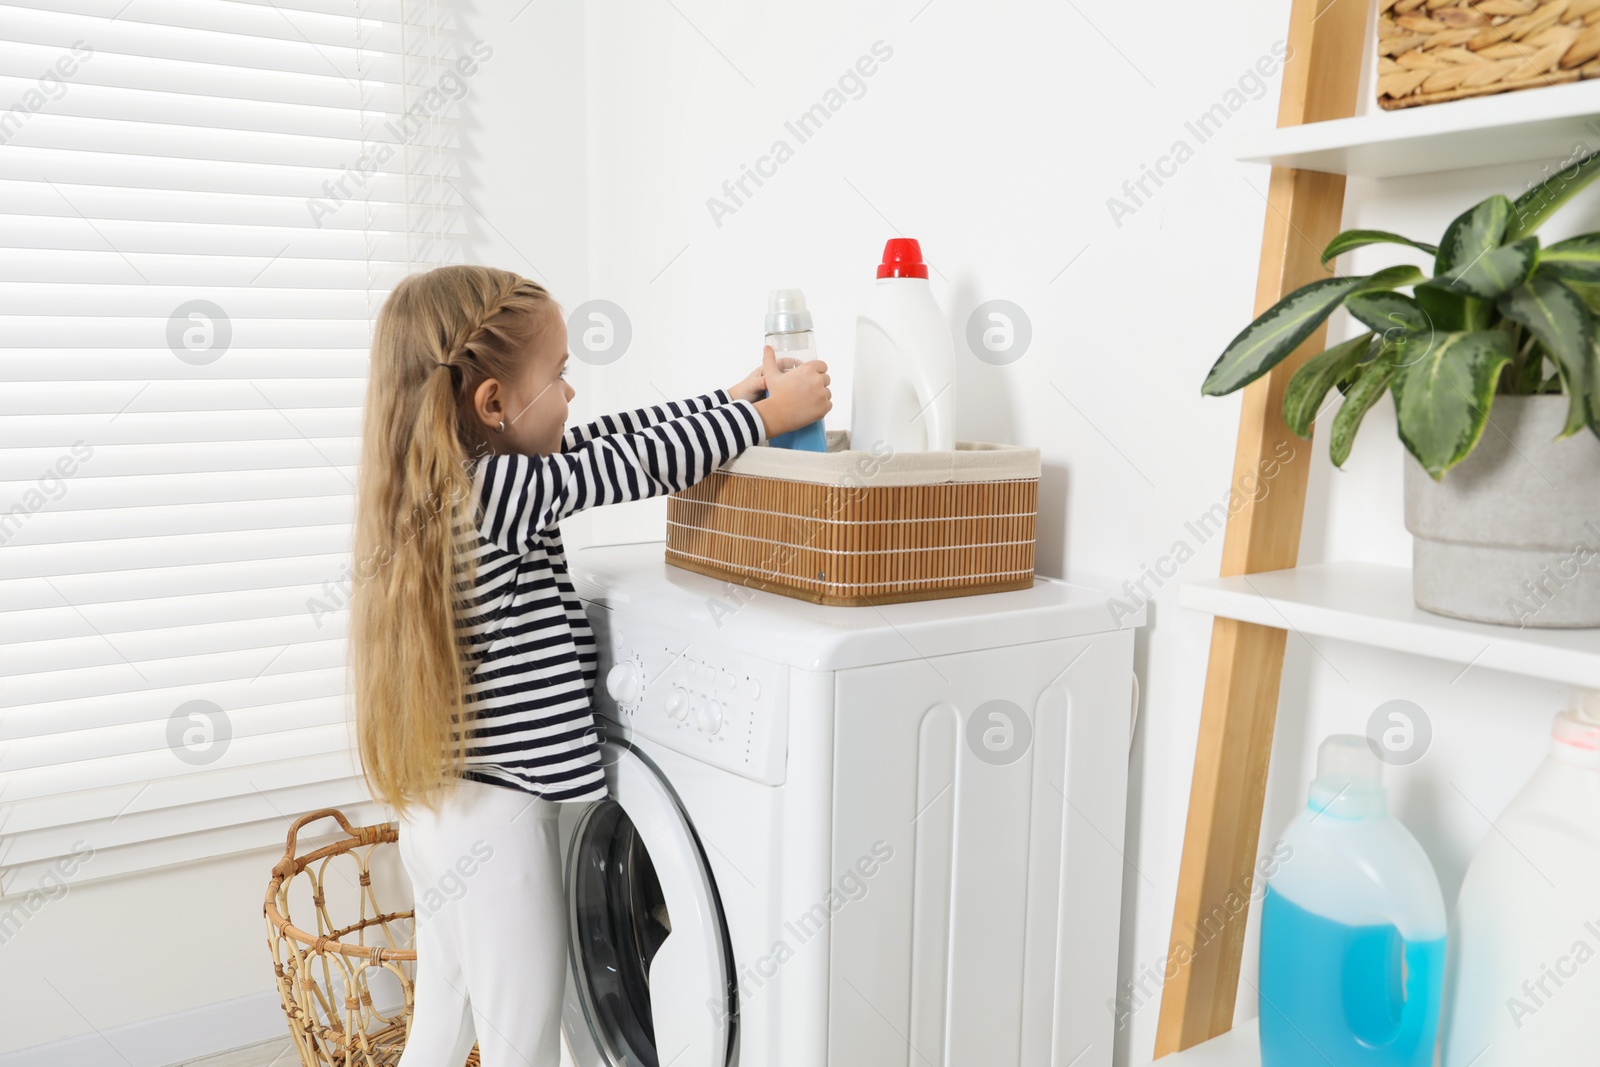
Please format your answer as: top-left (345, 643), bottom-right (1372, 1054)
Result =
top-left (698, 699), bottom-right (724, 736)
top-left (665, 687), bottom-right (689, 721)
top-left (605, 661), bottom-right (641, 705)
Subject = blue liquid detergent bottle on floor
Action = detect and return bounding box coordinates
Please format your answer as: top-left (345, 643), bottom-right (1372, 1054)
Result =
top-left (758, 288), bottom-right (828, 451)
top-left (1259, 734), bottom-right (1447, 1067)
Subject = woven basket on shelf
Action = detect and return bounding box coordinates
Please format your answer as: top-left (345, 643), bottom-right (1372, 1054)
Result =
top-left (264, 808), bottom-right (479, 1067)
top-left (665, 430), bottom-right (1040, 607)
top-left (1379, 0), bottom-right (1600, 109)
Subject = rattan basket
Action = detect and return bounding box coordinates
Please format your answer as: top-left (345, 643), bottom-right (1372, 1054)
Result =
top-left (264, 808), bottom-right (479, 1067)
top-left (1379, 0), bottom-right (1600, 110)
top-left (665, 430), bottom-right (1040, 606)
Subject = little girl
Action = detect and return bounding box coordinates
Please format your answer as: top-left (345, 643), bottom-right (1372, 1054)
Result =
top-left (349, 264), bottom-right (830, 1066)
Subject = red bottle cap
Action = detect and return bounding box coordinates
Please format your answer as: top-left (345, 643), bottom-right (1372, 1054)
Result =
top-left (876, 237), bottom-right (929, 279)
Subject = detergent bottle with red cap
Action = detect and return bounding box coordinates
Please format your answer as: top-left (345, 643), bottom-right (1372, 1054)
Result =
top-left (849, 238), bottom-right (956, 453)
top-left (1441, 690), bottom-right (1600, 1067)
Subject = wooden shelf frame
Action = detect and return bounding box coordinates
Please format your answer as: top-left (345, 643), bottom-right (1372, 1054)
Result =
top-left (1151, 0), bottom-right (1371, 1055)
top-left (1142, 1020), bottom-right (1259, 1066)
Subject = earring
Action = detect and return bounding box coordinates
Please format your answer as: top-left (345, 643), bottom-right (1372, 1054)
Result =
top-left (497, 419), bottom-right (506, 434)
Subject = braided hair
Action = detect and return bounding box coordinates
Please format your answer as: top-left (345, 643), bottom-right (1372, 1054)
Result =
top-left (350, 265), bottom-right (559, 815)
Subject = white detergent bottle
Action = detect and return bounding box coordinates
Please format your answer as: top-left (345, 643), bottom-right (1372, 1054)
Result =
top-left (1441, 689), bottom-right (1600, 1067)
top-left (849, 237), bottom-right (955, 453)
top-left (1258, 734), bottom-right (1448, 1067)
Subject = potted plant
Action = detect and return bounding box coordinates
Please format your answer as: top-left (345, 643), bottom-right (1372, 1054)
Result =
top-left (1202, 154), bottom-right (1600, 629)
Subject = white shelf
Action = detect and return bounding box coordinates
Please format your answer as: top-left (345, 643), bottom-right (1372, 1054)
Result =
top-left (1233, 79), bottom-right (1600, 177)
top-left (1140, 1021), bottom-right (1259, 1065)
top-left (1179, 562), bottom-right (1600, 690)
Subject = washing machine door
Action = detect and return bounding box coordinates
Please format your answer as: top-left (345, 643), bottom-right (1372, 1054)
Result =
top-left (561, 736), bottom-right (735, 1067)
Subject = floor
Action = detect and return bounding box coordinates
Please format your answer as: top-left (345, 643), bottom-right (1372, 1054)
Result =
top-left (174, 1038), bottom-right (298, 1067)
top-left (171, 1032), bottom-right (578, 1066)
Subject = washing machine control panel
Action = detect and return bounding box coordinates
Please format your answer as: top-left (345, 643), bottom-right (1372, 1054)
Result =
top-left (584, 605), bottom-right (788, 786)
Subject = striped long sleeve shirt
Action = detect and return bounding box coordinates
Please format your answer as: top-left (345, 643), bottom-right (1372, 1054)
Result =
top-left (450, 388), bottom-right (767, 802)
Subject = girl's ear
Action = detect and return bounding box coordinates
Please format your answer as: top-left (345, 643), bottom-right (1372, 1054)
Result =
top-left (471, 376), bottom-right (502, 432)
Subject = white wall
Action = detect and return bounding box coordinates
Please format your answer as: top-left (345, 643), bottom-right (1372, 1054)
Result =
top-left (8, 1), bottom-right (1592, 1062)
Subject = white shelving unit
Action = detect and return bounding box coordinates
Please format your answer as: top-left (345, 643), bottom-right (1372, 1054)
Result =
top-left (1179, 562), bottom-right (1600, 691)
top-left (1233, 79), bottom-right (1600, 177)
top-left (1160, 6), bottom-right (1600, 1054)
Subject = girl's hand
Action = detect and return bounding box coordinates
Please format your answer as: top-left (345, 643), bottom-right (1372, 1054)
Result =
top-left (752, 344), bottom-right (829, 438)
top-left (727, 366), bottom-right (765, 404)
top-left (728, 351), bottom-right (800, 404)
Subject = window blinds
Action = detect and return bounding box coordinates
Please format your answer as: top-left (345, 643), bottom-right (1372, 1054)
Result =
top-left (0, 0), bottom-right (464, 895)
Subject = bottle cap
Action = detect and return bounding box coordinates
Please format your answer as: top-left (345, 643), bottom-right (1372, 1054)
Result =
top-left (1554, 707), bottom-right (1600, 750)
top-left (876, 237), bottom-right (929, 280)
top-left (1308, 734), bottom-right (1387, 819)
top-left (765, 288), bottom-right (813, 334)
top-left (1573, 687), bottom-right (1600, 725)
top-left (1319, 734), bottom-right (1383, 782)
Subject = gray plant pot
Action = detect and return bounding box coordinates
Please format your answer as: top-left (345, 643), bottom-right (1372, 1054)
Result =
top-left (1403, 394), bottom-right (1600, 628)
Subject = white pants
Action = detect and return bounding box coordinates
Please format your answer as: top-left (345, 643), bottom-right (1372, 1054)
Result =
top-left (396, 777), bottom-right (566, 1067)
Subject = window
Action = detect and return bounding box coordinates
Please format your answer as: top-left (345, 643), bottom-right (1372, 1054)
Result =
top-left (0, 0), bottom-right (464, 892)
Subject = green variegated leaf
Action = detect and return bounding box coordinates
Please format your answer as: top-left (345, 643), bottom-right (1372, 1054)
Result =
top-left (1497, 273), bottom-right (1593, 437)
top-left (1561, 329), bottom-right (1600, 440)
top-left (1587, 331), bottom-right (1600, 440)
top-left (1548, 347), bottom-right (1596, 439)
top-left (1434, 237), bottom-right (1538, 299)
top-left (1347, 290), bottom-right (1434, 371)
top-left (1283, 332), bottom-right (1374, 439)
top-left (1508, 151), bottom-right (1600, 241)
top-left (1329, 352), bottom-right (1397, 468)
top-left (1392, 330), bottom-right (1515, 479)
top-left (1514, 344), bottom-right (1550, 394)
top-left (1360, 264), bottom-right (1427, 292)
top-left (1203, 273), bottom-right (1382, 395)
top-left (1346, 291), bottom-right (1431, 337)
top-left (1202, 277), bottom-right (1366, 396)
top-left (1412, 283), bottom-right (1475, 332)
top-left (1436, 195), bottom-right (1512, 276)
top-left (1201, 267), bottom-right (1420, 397)
top-left (1538, 233), bottom-right (1600, 282)
top-left (1320, 229), bottom-right (1439, 267)
top-left (1559, 279), bottom-right (1600, 316)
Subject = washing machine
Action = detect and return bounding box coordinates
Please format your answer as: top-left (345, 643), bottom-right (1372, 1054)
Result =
top-left (556, 540), bottom-right (1144, 1067)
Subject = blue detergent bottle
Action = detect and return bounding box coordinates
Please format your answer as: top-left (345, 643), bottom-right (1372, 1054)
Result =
top-left (758, 288), bottom-right (828, 451)
top-left (1259, 734), bottom-right (1447, 1067)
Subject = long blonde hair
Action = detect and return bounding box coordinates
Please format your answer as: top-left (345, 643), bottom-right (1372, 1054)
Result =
top-left (349, 264), bottom-right (559, 817)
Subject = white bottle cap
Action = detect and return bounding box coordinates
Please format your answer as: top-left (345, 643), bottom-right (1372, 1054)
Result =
top-left (1573, 687), bottom-right (1600, 724)
top-left (765, 288), bottom-right (813, 334)
top-left (1319, 734), bottom-right (1383, 782)
top-left (1309, 734), bottom-right (1387, 818)
top-left (1553, 706), bottom-right (1600, 755)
